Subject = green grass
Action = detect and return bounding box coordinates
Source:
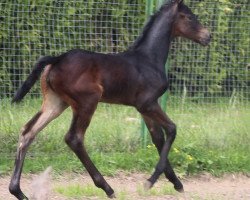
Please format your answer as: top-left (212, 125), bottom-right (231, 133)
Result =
top-left (0, 97), bottom-right (249, 176)
top-left (54, 184), bottom-right (106, 199)
top-left (54, 183), bottom-right (176, 199)
top-left (137, 184), bottom-right (176, 196)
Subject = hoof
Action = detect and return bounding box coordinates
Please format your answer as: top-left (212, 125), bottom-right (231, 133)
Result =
top-left (174, 185), bottom-right (184, 193)
top-left (108, 193), bottom-right (116, 198)
top-left (144, 180), bottom-right (153, 191)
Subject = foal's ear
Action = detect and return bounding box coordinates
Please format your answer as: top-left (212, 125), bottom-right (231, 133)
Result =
top-left (172, 0), bottom-right (183, 5)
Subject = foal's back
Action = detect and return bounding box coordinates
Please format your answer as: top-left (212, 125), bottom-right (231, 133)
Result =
top-left (48, 49), bottom-right (143, 105)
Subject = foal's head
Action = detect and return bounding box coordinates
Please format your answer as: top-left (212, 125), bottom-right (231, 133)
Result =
top-left (172, 0), bottom-right (211, 46)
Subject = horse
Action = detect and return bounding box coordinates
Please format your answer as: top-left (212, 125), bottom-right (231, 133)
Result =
top-left (9, 0), bottom-right (211, 199)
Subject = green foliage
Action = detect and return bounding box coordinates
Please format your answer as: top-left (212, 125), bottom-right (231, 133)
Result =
top-left (0, 0), bottom-right (249, 101)
top-left (0, 0), bottom-right (145, 97)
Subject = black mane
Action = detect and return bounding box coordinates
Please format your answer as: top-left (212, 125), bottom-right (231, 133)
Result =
top-left (129, 1), bottom-right (177, 50)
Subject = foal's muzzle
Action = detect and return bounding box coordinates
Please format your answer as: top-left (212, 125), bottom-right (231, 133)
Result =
top-left (198, 28), bottom-right (212, 46)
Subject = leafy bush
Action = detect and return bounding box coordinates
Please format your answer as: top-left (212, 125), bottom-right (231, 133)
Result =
top-left (0, 0), bottom-right (249, 102)
top-left (0, 0), bottom-right (145, 97)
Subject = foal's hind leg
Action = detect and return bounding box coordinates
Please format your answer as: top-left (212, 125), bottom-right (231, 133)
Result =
top-left (9, 91), bottom-right (67, 199)
top-left (142, 115), bottom-right (183, 192)
top-left (64, 93), bottom-right (115, 198)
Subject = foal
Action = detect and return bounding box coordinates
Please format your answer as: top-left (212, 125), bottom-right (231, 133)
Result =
top-left (9, 0), bottom-right (211, 199)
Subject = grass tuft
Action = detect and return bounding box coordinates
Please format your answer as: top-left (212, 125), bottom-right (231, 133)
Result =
top-left (137, 184), bottom-right (176, 197)
top-left (54, 184), bottom-right (106, 199)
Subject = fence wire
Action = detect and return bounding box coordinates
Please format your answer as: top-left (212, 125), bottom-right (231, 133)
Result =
top-left (0, 0), bottom-right (249, 106)
top-left (0, 0), bottom-right (145, 99)
top-left (168, 1), bottom-right (250, 106)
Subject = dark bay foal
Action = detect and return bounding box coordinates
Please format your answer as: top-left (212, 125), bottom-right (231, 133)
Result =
top-left (9, 0), bottom-right (211, 199)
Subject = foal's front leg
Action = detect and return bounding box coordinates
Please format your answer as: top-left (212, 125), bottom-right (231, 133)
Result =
top-left (138, 103), bottom-right (183, 192)
top-left (142, 115), bottom-right (183, 192)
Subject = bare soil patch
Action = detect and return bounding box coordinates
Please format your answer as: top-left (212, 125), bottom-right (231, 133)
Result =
top-left (1, 171), bottom-right (249, 200)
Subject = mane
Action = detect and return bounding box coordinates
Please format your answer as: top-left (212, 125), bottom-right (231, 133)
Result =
top-left (129, 1), bottom-right (177, 50)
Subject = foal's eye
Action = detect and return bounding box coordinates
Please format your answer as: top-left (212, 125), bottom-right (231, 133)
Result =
top-left (180, 13), bottom-right (185, 18)
top-left (186, 16), bottom-right (192, 21)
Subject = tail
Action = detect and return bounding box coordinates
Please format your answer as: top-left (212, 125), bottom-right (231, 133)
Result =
top-left (12, 56), bottom-right (58, 103)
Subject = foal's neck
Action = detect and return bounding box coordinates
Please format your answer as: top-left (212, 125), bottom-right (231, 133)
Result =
top-left (131, 3), bottom-right (177, 68)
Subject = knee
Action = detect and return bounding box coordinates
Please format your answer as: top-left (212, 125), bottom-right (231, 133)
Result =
top-left (64, 133), bottom-right (82, 150)
top-left (167, 123), bottom-right (176, 138)
top-left (137, 102), bottom-right (156, 114)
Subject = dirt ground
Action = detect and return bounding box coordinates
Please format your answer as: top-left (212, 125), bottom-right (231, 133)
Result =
top-left (1, 171), bottom-right (249, 200)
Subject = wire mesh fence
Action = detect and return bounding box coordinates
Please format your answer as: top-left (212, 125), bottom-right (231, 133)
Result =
top-left (0, 0), bottom-right (145, 99)
top-left (168, 1), bottom-right (250, 107)
top-left (0, 0), bottom-right (249, 106)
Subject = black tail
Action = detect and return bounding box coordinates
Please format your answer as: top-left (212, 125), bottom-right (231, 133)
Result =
top-left (12, 56), bottom-right (58, 103)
